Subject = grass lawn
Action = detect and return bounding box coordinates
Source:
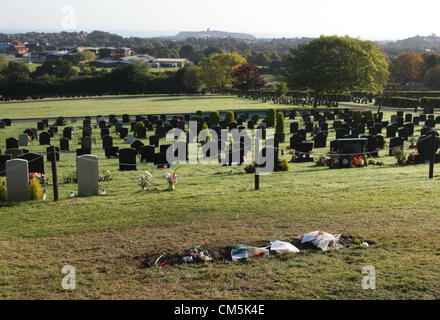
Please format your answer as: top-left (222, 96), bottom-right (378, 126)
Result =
top-left (0, 97), bottom-right (439, 299)
top-left (0, 94), bottom-right (325, 120)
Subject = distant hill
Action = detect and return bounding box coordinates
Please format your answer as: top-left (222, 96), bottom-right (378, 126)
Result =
top-left (381, 34), bottom-right (440, 53)
top-left (174, 30), bottom-right (256, 40)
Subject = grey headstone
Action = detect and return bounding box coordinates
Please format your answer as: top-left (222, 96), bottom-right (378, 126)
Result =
top-left (18, 134), bottom-right (29, 147)
top-left (6, 158), bottom-right (30, 202)
top-left (77, 155), bottom-right (99, 197)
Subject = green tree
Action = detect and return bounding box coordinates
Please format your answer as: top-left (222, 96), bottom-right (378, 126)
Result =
top-left (209, 111), bottom-right (220, 125)
top-left (198, 52), bottom-right (246, 89)
top-left (34, 59), bottom-right (77, 79)
top-left (2, 61), bottom-right (30, 82)
top-left (276, 112), bottom-right (285, 135)
top-left (424, 65), bottom-right (440, 89)
top-left (267, 108), bottom-right (276, 128)
top-left (284, 35), bottom-right (389, 107)
top-left (182, 66), bottom-right (201, 92)
top-left (179, 45), bottom-right (194, 58)
top-left (274, 82), bottom-right (288, 97)
top-left (0, 54), bottom-right (7, 72)
top-left (225, 111), bottom-right (235, 124)
top-left (73, 51), bottom-right (97, 65)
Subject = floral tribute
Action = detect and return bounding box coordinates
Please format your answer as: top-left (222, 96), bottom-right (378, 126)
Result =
top-left (182, 245), bottom-right (213, 263)
top-left (163, 170), bottom-right (182, 191)
top-left (351, 155), bottom-right (365, 168)
top-left (138, 171), bottom-right (153, 191)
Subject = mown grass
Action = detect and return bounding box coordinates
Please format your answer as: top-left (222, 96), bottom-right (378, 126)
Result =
top-left (0, 94), bottom-right (330, 120)
top-left (0, 98), bottom-right (439, 300)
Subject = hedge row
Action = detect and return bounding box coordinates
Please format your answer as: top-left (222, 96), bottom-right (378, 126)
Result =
top-left (374, 97), bottom-right (419, 108)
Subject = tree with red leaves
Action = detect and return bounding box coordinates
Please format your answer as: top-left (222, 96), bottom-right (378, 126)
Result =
top-left (231, 63), bottom-right (266, 91)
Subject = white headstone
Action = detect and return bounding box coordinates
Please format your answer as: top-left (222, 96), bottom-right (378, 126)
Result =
top-left (125, 134), bottom-right (134, 144)
top-left (6, 159), bottom-right (30, 202)
top-left (77, 155), bottom-right (98, 197)
top-left (18, 133), bottom-right (29, 147)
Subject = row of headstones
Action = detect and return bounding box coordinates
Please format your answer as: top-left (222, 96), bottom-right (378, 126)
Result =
top-left (3, 155), bottom-right (99, 202)
top-left (0, 119), bottom-right (12, 129)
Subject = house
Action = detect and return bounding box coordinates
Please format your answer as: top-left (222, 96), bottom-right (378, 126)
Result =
top-left (5, 44), bottom-right (28, 56)
top-left (0, 43), bottom-right (12, 54)
top-left (154, 58), bottom-right (190, 68)
top-left (99, 47), bottom-right (131, 59)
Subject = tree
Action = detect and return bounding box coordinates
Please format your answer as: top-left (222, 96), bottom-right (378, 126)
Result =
top-left (34, 59), bottom-right (77, 79)
top-left (225, 111), bottom-right (235, 124)
top-left (179, 45), bottom-right (194, 59)
top-left (203, 46), bottom-right (223, 57)
top-left (267, 108), bottom-right (276, 128)
top-left (1, 61), bottom-right (30, 82)
top-left (283, 35), bottom-right (389, 107)
top-left (73, 51), bottom-right (97, 65)
top-left (209, 111), bottom-right (220, 125)
top-left (0, 54), bottom-right (7, 72)
top-left (276, 112), bottom-right (285, 135)
top-left (182, 66), bottom-right (201, 92)
top-left (423, 52), bottom-right (440, 69)
top-left (424, 65), bottom-right (440, 89)
top-left (198, 52), bottom-right (246, 89)
top-left (389, 52), bottom-right (425, 85)
top-left (254, 52), bottom-right (271, 66)
top-left (274, 82), bottom-right (288, 97)
top-left (231, 63), bottom-right (266, 91)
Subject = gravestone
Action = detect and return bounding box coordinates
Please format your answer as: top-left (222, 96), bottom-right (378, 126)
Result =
top-left (77, 155), bottom-right (99, 197)
top-left (140, 145), bottom-right (156, 163)
top-left (149, 135), bottom-right (159, 148)
top-left (119, 148), bottom-right (137, 171)
top-left (386, 125), bottom-right (397, 138)
top-left (247, 121), bottom-right (255, 130)
top-left (398, 127), bottom-right (409, 141)
top-left (39, 132), bottom-right (51, 145)
top-left (47, 146), bottom-right (60, 162)
top-left (131, 140), bottom-right (144, 154)
top-left (102, 135), bottom-right (113, 149)
top-left (82, 126), bottom-right (92, 138)
top-left (76, 149), bottom-right (91, 157)
top-left (60, 138), bottom-right (70, 151)
top-left (17, 152), bottom-right (45, 174)
top-left (6, 138), bottom-right (19, 150)
top-left (137, 126), bottom-right (147, 139)
top-left (2, 118), bottom-right (11, 126)
top-left (81, 136), bottom-right (92, 150)
top-left (37, 121), bottom-right (45, 131)
top-left (413, 116), bottom-right (420, 125)
top-left (119, 127), bottom-right (128, 139)
top-left (105, 147), bottom-right (119, 158)
top-left (5, 148), bottom-right (23, 159)
top-left (122, 114), bottom-right (130, 123)
top-left (63, 127), bottom-right (72, 140)
top-left (125, 134), bottom-right (134, 145)
top-left (314, 132), bottom-right (327, 148)
top-left (0, 154), bottom-right (12, 177)
top-left (417, 134), bottom-right (440, 161)
top-left (0, 121), bottom-right (5, 129)
top-left (100, 128), bottom-right (110, 138)
top-left (18, 134), bottom-right (29, 147)
top-left (6, 159), bottom-right (30, 202)
top-left (389, 137), bottom-right (404, 156)
top-left (290, 122), bottom-right (299, 133)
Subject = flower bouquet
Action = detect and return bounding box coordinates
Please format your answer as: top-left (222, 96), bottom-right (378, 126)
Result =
top-left (351, 155), bottom-right (365, 168)
top-left (182, 245), bottom-right (213, 263)
top-left (163, 170), bottom-right (182, 191)
top-left (138, 171), bottom-right (152, 191)
top-left (29, 172), bottom-right (49, 200)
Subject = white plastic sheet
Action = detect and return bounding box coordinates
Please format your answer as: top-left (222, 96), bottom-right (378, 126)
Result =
top-left (299, 231), bottom-right (344, 251)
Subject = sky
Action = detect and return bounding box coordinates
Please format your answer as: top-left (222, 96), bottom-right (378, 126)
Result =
top-left (1, 0), bottom-right (440, 40)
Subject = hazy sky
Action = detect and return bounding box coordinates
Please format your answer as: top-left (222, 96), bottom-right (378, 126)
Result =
top-left (1, 0), bottom-right (439, 40)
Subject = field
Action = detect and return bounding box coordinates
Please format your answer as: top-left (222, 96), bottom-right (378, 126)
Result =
top-left (0, 95), bottom-right (439, 300)
top-left (0, 94), bottom-right (320, 120)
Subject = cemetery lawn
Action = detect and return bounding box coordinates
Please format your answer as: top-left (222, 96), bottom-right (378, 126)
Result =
top-left (0, 94), bottom-right (323, 120)
top-left (0, 107), bottom-right (439, 300)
